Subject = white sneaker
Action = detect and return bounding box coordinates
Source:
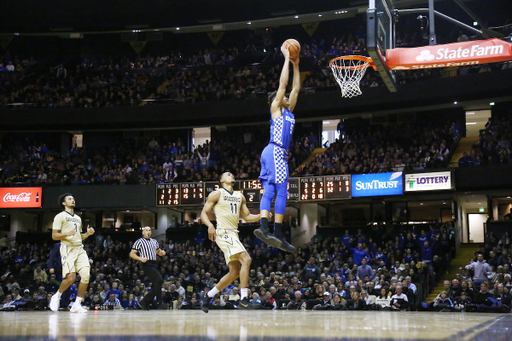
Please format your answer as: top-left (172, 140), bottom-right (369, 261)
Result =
top-left (70, 303), bottom-right (88, 313)
top-left (49, 293), bottom-right (61, 312)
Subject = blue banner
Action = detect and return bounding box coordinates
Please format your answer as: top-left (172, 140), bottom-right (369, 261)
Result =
top-left (351, 172), bottom-right (403, 197)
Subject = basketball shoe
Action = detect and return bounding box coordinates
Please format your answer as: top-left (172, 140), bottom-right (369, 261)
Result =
top-left (49, 292), bottom-right (61, 312)
top-left (70, 302), bottom-right (88, 313)
top-left (201, 293), bottom-right (210, 313)
top-left (253, 225), bottom-right (282, 248)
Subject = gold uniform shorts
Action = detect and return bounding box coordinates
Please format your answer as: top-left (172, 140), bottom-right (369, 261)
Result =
top-left (60, 244), bottom-right (90, 278)
top-left (215, 228), bottom-right (247, 265)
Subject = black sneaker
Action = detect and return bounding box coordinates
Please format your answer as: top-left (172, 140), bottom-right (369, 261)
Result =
top-left (201, 293), bottom-right (210, 313)
top-left (239, 298), bottom-right (250, 309)
top-left (254, 227), bottom-right (282, 248)
top-left (275, 237), bottom-right (296, 253)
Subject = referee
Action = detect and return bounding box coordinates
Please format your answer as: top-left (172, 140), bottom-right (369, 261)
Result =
top-left (130, 226), bottom-right (167, 310)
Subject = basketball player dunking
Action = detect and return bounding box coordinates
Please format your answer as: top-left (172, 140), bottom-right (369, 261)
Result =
top-left (253, 44), bottom-right (300, 253)
top-left (200, 172), bottom-right (267, 312)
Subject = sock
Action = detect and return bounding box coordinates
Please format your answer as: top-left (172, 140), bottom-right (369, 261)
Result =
top-left (56, 291), bottom-right (62, 298)
top-left (240, 288), bottom-right (248, 300)
top-left (260, 217), bottom-right (269, 231)
top-left (75, 297), bottom-right (83, 305)
top-left (208, 287), bottom-right (219, 298)
top-left (274, 223), bottom-right (283, 237)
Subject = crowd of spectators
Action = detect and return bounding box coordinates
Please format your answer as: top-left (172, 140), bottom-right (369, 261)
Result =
top-left (0, 221), bottom-right (459, 312)
top-left (0, 123), bottom-right (321, 187)
top-left (295, 116), bottom-right (460, 176)
top-left (459, 111), bottom-right (512, 167)
top-left (426, 231), bottom-right (512, 313)
top-left (2, 23), bottom-right (510, 109)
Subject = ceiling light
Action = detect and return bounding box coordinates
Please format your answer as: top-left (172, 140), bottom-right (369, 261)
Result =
top-left (176, 27), bottom-right (180, 31)
top-left (295, 15), bottom-right (299, 19)
top-left (319, 14), bottom-right (323, 17)
top-left (247, 22), bottom-right (252, 25)
top-left (466, 112), bottom-right (475, 115)
top-left (466, 122), bottom-right (477, 125)
top-left (454, 101), bottom-right (458, 104)
top-left (490, 102), bottom-right (495, 106)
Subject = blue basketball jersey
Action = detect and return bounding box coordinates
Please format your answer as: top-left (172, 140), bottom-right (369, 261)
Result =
top-left (269, 108), bottom-right (295, 152)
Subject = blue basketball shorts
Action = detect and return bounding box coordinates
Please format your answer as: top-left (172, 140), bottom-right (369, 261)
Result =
top-left (259, 144), bottom-right (288, 184)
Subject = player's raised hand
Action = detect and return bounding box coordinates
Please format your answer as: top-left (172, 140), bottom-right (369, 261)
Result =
top-left (87, 225), bottom-right (95, 235)
top-left (281, 44), bottom-right (290, 59)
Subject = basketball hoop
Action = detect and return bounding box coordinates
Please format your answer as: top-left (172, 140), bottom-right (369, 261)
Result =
top-left (329, 56), bottom-right (377, 98)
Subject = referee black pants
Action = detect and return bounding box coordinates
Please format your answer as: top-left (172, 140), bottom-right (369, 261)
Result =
top-left (141, 261), bottom-right (163, 306)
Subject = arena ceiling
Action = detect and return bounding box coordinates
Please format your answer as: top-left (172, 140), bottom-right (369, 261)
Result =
top-left (0, 0), bottom-right (510, 35)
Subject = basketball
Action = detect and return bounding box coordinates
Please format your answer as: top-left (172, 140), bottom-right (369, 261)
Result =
top-left (283, 39), bottom-right (301, 58)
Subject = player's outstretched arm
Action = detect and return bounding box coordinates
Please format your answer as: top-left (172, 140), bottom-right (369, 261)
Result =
top-left (271, 45), bottom-right (291, 117)
top-left (288, 57), bottom-right (301, 112)
top-left (201, 191), bottom-right (220, 241)
top-left (240, 196), bottom-right (266, 223)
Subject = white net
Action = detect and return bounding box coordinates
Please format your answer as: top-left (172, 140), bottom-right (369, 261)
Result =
top-left (329, 56), bottom-right (371, 98)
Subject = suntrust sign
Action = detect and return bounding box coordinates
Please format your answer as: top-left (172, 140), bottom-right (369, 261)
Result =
top-left (352, 172), bottom-right (403, 197)
top-left (0, 187), bottom-right (42, 208)
top-left (405, 171), bottom-right (453, 192)
top-left (387, 38), bottom-right (512, 70)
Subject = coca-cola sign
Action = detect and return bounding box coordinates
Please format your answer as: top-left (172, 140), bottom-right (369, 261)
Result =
top-left (0, 187), bottom-right (42, 208)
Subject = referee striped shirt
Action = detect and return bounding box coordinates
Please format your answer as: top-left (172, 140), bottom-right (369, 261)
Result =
top-left (132, 237), bottom-right (160, 261)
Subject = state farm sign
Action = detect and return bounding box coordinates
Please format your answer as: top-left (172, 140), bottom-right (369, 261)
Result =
top-left (386, 38), bottom-right (512, 70)
top-left (0, 187), bottom-right (42, 208)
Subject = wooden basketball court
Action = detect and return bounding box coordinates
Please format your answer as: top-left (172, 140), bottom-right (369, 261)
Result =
top-left (0, 310), bottom-right (509, 340)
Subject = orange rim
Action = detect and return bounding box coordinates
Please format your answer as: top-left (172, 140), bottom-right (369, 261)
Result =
top-left (329, 55), bottom-right (377, 71)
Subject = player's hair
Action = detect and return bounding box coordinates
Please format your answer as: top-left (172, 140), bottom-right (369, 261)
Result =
top-left (219, 172), bottom-right (231, 183)
top-left (57, 193), bottom-right (73, 208)
top-left (267, 91), bottom-right (277, 107)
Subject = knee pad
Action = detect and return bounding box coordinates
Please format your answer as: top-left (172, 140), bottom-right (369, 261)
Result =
top-left (78, 267), bottom-right (90, 284)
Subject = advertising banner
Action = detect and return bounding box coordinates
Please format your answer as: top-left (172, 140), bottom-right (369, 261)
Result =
top-left (0, 187), bottom-right (42, 208)
top-left (386, 38), bottom-right (512, 70)
top-left (351, 172), bottom-right (403, 197)
top-left (404, 171), bottom-right (453, 192)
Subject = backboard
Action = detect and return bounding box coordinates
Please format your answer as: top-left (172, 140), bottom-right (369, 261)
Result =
top-left (367, 0), bottom-right (398, 92)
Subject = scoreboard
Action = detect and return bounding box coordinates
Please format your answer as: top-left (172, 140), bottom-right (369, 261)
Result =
top-left (156, 176), bottom-right (351, 206)
top-left (325, 175), bottom-right (351, 199)
top-left (157, 184), bottom-right (180, 206)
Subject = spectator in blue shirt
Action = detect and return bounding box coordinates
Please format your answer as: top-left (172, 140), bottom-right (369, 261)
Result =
top-left (342, 230), bottom-right (353, 247)
top-left (123, 293), bottom-right (139, 309)
top-left (356, 258), bottom-right (373, 280)
top-left (351, 243), bottom-right (371, 265)
top-left (105, 282), bottom-right (121, 300)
